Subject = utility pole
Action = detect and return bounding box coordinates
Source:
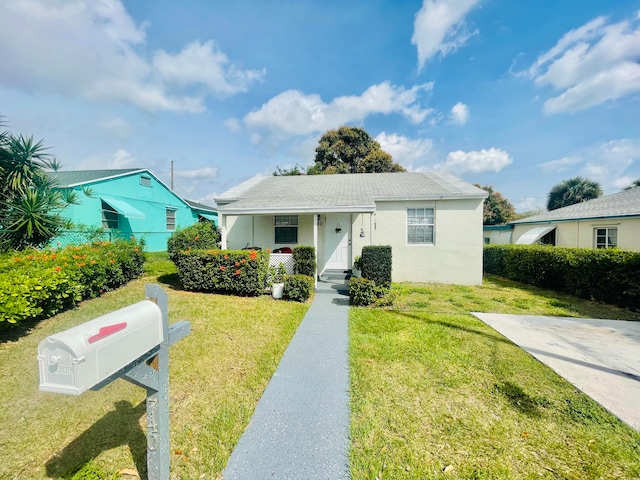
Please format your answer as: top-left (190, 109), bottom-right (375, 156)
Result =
top-left (170, 161), bottom-right (174, 190)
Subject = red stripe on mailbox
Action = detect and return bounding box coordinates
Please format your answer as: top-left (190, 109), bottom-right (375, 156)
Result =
top-left (88, 322), bottom-right (127, 343)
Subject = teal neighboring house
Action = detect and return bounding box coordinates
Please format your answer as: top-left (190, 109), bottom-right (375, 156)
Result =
top-left (49, 169), bottom-right (217, 251)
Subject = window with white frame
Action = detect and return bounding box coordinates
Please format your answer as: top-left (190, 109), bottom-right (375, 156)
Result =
top-left (166, 208), bottom-right (176, 230)
top-left (407, 208), bottom-right (434, 244)
top-left (594, 227), bottom-right (617, 249)
top-left (140, 175), bottom-right (151, 187)
top-left (101, 201), bottom-right (119, 229)
top-left (274, 215), bottom-right (298, 243)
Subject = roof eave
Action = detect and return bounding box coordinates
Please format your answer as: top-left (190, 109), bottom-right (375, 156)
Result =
top-left (372, 193), bottom-right (488, 201)
top-left (218, 205), bottom-right (376, 215)
top-left (511, 213), bottom-right (640, 225)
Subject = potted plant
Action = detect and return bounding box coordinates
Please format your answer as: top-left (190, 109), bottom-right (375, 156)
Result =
top-left (352, 256), bottom-right (362, 278)
top-left (270, 262), bottom-right (287, 299)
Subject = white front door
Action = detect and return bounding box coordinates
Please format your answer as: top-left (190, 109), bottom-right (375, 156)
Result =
top-left (324, 213), bottom-right (351, 270)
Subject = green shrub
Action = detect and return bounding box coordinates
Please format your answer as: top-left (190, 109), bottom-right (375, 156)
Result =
top-left (484, 245), bottom-right (640, 310)
top-left (173, 249), bottom-right (269, 296)
top-left (349, 277), bottom-right (379, 306)
top-left (283, 274), bottom-right (315, 302)
top-left (361, 245), bottom-right (392, 290)
top-left (293, 246), bottom-right (316, 277)
top-left (167, 222), bottom-right (221, 262)
top-left (0, 239), bottom-right (145, 328)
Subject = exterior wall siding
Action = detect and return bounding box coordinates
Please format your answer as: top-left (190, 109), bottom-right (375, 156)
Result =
top-left (56, 172), bottom-right (193, 251)
top-left (512, 217), bottom-right (640, 251)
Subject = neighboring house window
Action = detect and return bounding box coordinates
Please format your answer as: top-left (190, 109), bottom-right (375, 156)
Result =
top-left (540, 229), bottom-right (556, 246)
top-left (166, 208), bottom-right (177, 230)
top-left (140, 175), bottom-right (152, 187)
top-left (484, 237), bottom-right (491, 244)
top-left (274, 215), bottom-right (298, 243)
top-left (594, 227), bottom-right (617, 248)
top-left (101, 201), bottom-right (119, 229)
top-left (407, 208), bottom-right (434, 244)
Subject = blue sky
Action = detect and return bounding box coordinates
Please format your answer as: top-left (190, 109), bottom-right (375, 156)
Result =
top-left (1, 0), bottom-right (639, 212)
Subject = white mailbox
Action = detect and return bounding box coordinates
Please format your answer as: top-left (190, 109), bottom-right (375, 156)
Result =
top-left (37, 300), bottom-right (164, 395)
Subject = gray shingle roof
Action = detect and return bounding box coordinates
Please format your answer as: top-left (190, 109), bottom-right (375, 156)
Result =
top-left (511, 187), bottom-right (640, 224)
top-left (185, 199), bottom-right (218, 212)
top-left (48, 169), bottom-right (145, 187)
top-left (216, 172), bottom-right (487, 213)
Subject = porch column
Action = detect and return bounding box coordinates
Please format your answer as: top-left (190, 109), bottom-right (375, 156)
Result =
top-left (220, 213), bottom-right (227, 249)
top-left (369, 212), bottom-right (374, 245)
top-left (313, 213), bottom-right (318, 287)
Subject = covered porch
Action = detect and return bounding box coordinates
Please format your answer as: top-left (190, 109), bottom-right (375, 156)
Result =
top-left (218, 210), bottom-right (376, 278)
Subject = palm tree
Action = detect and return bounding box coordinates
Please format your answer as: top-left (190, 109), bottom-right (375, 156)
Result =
top-left (0, 121), bottom-right (72, 251)
top-left (546, 176), bottom-right (603, 211)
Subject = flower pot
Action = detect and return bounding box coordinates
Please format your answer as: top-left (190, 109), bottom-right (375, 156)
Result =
top-left (272, 283), bottom-right (284, 299)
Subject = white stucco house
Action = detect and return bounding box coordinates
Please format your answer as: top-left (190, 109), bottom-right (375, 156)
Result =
top-left (510, 187), bottom-right (640, 250)
top-left (214, 172), bottom-right (488, 285)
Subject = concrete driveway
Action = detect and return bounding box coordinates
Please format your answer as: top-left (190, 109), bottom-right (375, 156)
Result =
top-left (472, 313), bottom-right (640, 432)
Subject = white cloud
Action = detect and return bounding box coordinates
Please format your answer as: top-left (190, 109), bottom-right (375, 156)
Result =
top-left (174, 167), bottom-right (219, 179)
top-left (0, 0), bottom-right (264, 113)
top-left (538, 139), bottom-right (640, 192)
top-left (375, 132), bottom-right (433, 168)
top-left (79, 149), bottom-right (140, 169)
top-left (526, 13), bottom-right (640, 114)
top-left (449, 102), bottom-right (469, 125)
top-left (437, 148), bottom-right (512, 174)
top-left (411, 0), bottom-right (480, 71)
top-left (244, 81), bottom-right (434, 138)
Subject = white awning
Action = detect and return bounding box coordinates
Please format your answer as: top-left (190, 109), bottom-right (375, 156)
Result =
top-left (198, 213), bottom-right (217, 222)
top-left (101, 197), bottom-right (145, 219)
top-left (515, 225), bottom-right (556, 245)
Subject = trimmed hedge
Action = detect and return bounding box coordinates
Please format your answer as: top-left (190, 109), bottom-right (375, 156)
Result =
top-left (283, 274), bottom-right (315, 302)
top-left (0, 239), bottom-right (146, 327)
top-left (361, 245), bottom-right (392, 290)
top-left (293, 245), bottom-right (316, 277)
top-left (173, 249), bottom-right (269, 296)
top-left (167, 222), bottom-right (221, 262)
top-left (484, 244), bottom-right (640, 310)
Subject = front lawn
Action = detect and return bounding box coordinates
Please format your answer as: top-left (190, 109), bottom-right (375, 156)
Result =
top-left (350, 277), bottom-right (640, 479)
top-left (0, 252), bottom-right (308, 479)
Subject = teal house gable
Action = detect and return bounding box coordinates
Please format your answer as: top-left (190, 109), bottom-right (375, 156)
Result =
top-left (50, 169), bottom-right (217, 251)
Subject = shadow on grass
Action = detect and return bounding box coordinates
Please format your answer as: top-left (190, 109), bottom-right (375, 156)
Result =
top-left (156, 272), bottom-right (182, 289)
top-left (393, 310), bottom-right (512, 346)
top-left (0, 317), bottom-right (41, 344)
top-left (495, 381), bottom-right (550, 418)
top-left (46, 400), bottom-right (147, 479)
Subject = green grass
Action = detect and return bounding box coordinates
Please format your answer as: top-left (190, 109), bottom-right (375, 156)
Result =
top-left (0, 252), bottom-right (309, 479)
top-left (350, 277), bottom-right (640, 479)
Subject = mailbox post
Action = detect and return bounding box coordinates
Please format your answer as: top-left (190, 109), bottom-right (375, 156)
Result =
top-left (38, 284), bottom-right (190, 480)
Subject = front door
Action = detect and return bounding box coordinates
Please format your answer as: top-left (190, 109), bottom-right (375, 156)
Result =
top-left (324, 213), bottom-right (351, 270)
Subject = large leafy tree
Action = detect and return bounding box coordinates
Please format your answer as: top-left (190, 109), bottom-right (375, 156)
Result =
top-left (308, 126), bottom-right (405, 174)
top-left (475, 184), bottom-right (515, 225)
top-left (0, 121), bottom-right (75, 251)
top-left (546, 176), bottom-right (602, 211)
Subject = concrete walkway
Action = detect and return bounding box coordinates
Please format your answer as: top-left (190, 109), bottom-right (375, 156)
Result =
top-left (223, 282), bottom-right (351, 480)
top-left (473, 313), bottom-right (640, 432)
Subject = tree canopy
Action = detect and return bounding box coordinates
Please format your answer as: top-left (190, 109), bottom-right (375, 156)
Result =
top-left (475, 184), bottom-right (515, 225)
top-left (546, 176), bottom-right (602, 211)
top-left (308, 126), bottom-right (405, 174)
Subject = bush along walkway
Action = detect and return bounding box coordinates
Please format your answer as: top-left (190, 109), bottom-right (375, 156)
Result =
top-left (223, 285), bottom-right (350, 480)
